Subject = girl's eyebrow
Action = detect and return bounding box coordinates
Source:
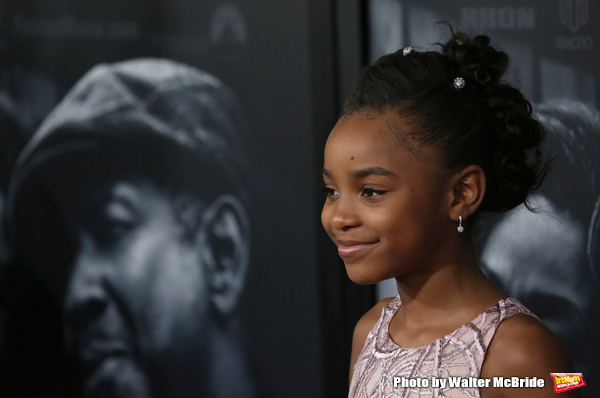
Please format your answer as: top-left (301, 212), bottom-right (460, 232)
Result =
top-left (322, 167), bottom-right (398, 179)
top-left (353, 166), bottom-right (398, 179)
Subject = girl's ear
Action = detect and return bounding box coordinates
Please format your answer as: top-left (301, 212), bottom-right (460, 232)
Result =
top-left (450, 164), bottom-right (486, 221)
top-left (199, 194), bottom-right (250, 317)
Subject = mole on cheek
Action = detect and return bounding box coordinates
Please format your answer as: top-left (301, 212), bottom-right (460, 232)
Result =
top-left (351, 156), bottom-right (355, 160)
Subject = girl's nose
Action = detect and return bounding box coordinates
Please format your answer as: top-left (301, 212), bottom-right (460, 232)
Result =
top-left (330, 199), bottom-right (360, 231)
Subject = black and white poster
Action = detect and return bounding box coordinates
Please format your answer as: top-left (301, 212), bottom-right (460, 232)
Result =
top-left (0, 1), bottom-right (324, 397)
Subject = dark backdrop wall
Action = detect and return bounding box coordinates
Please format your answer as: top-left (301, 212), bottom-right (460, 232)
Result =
top-left (369, 1), bottom-right (599, 397)
top-left (0, 1), bottom-right (331, 397)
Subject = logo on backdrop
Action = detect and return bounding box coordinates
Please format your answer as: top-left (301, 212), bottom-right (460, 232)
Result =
top-left (559, 0), bottom-right (589, 33)
top-left (459, 7), bottom-right (535, 31)
top-left (556, 0), bottom-right (593, 50)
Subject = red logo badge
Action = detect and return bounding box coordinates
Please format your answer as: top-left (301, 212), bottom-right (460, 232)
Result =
top-left (551, 373), bottom-right (586, 393)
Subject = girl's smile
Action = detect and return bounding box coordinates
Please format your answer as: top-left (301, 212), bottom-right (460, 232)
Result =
top-left (336, 239), bottom-right (380, 259)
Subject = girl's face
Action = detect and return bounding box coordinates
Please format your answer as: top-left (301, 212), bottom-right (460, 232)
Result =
top-left (321, 112), bottom-right (456, 284)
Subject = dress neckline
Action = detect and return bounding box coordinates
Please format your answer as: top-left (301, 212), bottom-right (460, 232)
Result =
top-left (382, 295), bottom-right (516, 350)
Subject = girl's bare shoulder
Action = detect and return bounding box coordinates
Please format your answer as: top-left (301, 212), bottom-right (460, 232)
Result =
top-left (480, 313), bottom-right (580, 397)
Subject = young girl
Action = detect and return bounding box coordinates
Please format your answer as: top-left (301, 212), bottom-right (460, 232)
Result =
top-left (321, 28), bottom-right (580, 398)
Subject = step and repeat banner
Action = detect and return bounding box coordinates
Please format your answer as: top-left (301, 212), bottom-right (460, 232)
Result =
top-left (370, 1), bottom-right (599, 397)
top-left (0, 1), bottom-right (323, 397)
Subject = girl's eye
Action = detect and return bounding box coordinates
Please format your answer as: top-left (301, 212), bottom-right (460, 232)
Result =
top-left (362, 188), bottom-right (385, 197)
top-left (321, 186), bottom-right (339, 197)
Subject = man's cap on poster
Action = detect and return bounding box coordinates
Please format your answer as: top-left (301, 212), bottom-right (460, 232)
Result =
top-left (6, 58), bottom-right (247, 253)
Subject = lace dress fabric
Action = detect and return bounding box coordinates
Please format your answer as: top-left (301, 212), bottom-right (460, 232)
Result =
top-left (348, 297), bottom-right (533, 398)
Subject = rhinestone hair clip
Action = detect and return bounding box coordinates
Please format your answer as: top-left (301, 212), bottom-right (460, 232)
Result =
top-left (403, 46), bottom-right (464, 90)
top-left (453, 77), bottom-right (466, 89)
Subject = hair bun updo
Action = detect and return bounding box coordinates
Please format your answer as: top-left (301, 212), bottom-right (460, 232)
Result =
top-left (443, 31), bottom-right (508, 88)
top-left (343, 25), bottom-right (548, 215)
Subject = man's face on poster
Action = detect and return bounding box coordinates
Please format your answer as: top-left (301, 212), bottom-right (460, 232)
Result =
top-left (36, 158), bottom-right (252, 397)
top-left (55, 173), bottom-right (214, 397)
top-left (24, 163), bottom-right (237, 397)
top-left (14, 149), bottom-right (250, 396)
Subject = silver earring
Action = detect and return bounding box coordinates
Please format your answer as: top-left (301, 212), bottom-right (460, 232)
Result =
top-left (458, 215), bottom-right (464, 234)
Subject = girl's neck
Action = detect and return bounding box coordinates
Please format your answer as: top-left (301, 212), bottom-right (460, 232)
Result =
top-left (393, 241), bottom-right (505, 326)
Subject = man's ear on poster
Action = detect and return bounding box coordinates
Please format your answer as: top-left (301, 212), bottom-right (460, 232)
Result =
top-left (199, 194), bottom-right (250, 317)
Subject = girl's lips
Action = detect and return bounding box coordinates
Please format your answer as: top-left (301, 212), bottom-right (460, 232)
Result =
top-left (337, 240), bottom-right (378, 258)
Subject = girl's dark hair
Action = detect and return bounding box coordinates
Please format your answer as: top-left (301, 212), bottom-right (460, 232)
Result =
top-left (343, 26), bottom-right (547, 213)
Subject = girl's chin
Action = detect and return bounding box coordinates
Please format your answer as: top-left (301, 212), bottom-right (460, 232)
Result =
top-left (345, 265), bottom-right (384, 286)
